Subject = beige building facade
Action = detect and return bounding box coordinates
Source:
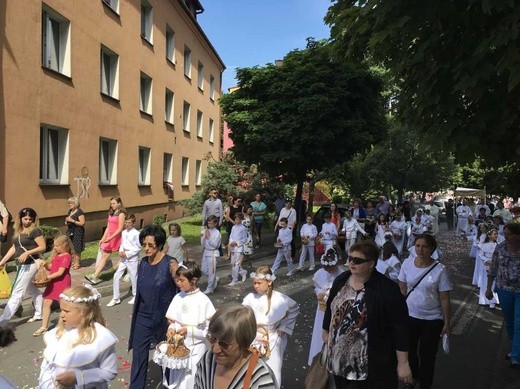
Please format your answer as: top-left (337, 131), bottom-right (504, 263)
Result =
top-left (0, 0), bottom-right (224, 240)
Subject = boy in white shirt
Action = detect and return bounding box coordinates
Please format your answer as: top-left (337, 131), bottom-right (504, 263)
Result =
top-left (271, 217), bottom-right (296, 277)
top-left (297, 214), bottom-right (318, 271)
top-left (107, 214), bottom-right (140, 306)
top-left (227, 213), bottom-right (248, 286)
top-left (201, 215), bottom-right (222, 294)
top-left (341, 210), bottom-right (368, 253)
top-left (319, 213), bottom-right (338, 251)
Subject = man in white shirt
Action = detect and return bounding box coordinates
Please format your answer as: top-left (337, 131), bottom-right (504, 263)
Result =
top-left (493, 201), bottom-right (513, 224)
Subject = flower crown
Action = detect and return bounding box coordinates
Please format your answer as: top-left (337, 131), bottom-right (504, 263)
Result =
top-left (320, 250), bottom-right (338, 266)
top-left (60, 284), bottom-right (101, 303)
top-left (250, 272), bottom-right (276, 281)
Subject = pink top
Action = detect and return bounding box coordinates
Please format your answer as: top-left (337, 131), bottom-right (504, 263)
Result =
top-left (100, 213), bottom-right (122, 252)
top-left (43, 253), bottom-right (72, 301)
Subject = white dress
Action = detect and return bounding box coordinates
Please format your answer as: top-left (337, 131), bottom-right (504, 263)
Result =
top-left (39, 323), bottom-right (118, 389)
top-left (477, 242), bottom-right (499, 306)
top-left (165, 289), bottom-right (216, 389)
top-left (471, 234), bottom-right (486, 286)
top-left (376, 254), bottom-right (401, 282)
top-left (307, 267), bottom-right (344, 365)
top-left (390, 219), bottom-right (407, 255)
top-left (375, 223), bottom-right (389, 248)
top-left (242, 290), bottom-right (300, 389)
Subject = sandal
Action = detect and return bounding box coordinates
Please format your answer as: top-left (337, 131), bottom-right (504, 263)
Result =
top-left (27, 317), bottom-right (42, 323)
top-left (33, 327), bottom-right (47, 337)
top-left (72, 262), bottom-right (80, 270)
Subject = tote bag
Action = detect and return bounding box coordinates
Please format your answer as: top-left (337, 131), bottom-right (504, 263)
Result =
top-left (0, 268), bottom-right (12, 299)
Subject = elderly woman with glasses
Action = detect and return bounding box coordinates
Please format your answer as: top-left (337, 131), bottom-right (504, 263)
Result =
top-left (194, 304), bottom-right (276, 389)
top-left (128, 225), bottom-right (178, 388)
top-left (323, 240), bottom-right (413, 389)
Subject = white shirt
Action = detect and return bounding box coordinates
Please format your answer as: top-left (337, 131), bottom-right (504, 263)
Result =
top-left (119, 228), bottom-right (141, 261)
top-left (300, 223), bottom-right (318, 246)
top-left (279, 207), bottom-right (297, 229)
top-left (320, 222), bottom-right (338, 241)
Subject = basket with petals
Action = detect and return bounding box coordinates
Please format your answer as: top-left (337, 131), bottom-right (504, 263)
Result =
top-left (32, 265), bottom-right (49, 288)
top-left (153, 334), bottom-right (190, 369)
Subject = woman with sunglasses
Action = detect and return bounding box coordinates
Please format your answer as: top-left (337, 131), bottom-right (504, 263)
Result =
top-left (128, 225), bottom-right (178, 388)
top-left (398, 234), bottom-right (452, 389)
top-left (0, 208), bottom-right (46, 324)
top-left (323, 240), bottom-right (413, 388)
top-left (194, 304), bottom-right (276, 389)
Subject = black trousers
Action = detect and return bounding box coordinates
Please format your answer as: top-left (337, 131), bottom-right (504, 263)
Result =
top-left (333, 375), bottom-right (368, 389)
top-left (408, 317), bottom-right (443, 389)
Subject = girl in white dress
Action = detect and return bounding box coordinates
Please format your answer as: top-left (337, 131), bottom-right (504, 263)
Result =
top-left (39, 285), bottom-right (118, 389)
top-left (374, 213), bottom-right (389, 248)
top-left (242, 265), bottom-right (300, 389)
top-left (376, 241), bottom-right (401, 282)
top-left (390, 212), bottom-right (407, 255)
top-left (471, 223), bottom-right (488, 287)
top-left (164, 261), bottom-right (216, 389)
top-left (307, 249), bottom-right (344, 365)
top-left (478, 229), bottom-right (500, 308)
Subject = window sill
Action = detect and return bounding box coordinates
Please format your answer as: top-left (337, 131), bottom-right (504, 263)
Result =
top-left (181, 184), bottom-right (189, 187)
top-left (165, 121), bottom-right (175, 128)
top-left (98, 183), bottom-right (118, 187)
top-left (210, 97), bottom-right (215, 103)
top-left (167, 58), bottom-right (176, 67)
top-left (138, 184), bottom-right (151, 187)
top-left (183, 128), bottom-right (190, 133)
top-left (141, 35), bottom-right (154, 48)
top-left (140, 110), bottom-right (153, 119)
top-left (184, 74), bottom-right (192, 82)
top-left (101, 1), bottom-right (120, 17)
top-left (41, 66), bottom-right (72, 81)
top-left (101, 92), bottom-right (120, 103)
top-left (39, 182), bottom-right (69, 187)
top-left (198, 86), bottom-right (204, 93)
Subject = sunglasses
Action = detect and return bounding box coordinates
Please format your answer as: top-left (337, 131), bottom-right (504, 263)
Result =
top-left (348, 256), bottom-right (373, 265)
top-left (206, 334), bottom-right (235, 351)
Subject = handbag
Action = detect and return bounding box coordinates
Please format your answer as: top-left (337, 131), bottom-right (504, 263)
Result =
top-left (305, 343), bottom-right (332, 389)
top-left (243, 351), bottom-right (260, 389)
top-left (0, 268), bottom-right (11, 299)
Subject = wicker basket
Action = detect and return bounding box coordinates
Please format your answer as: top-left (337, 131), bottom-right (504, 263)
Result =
top-left (32, 265), bottom-right (49, 288)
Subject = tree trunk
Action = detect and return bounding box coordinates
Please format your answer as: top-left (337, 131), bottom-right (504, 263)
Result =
top-left (308, 180), bottom-right (316, 213)
top-left (397, 188), bottom-right (404, 204)
top-left (294, 179), bottom-right (305, 228)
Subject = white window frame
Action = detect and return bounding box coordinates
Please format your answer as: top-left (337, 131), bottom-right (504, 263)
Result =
top-left (40, 124), bottom-right (69, 185)
top-left (99, 137), bottom-right (118, 185)
top-left (42, 5), bottom-right (71, 77)
top-left (140, 72), bottom-right (153, 115)
top-left (196, 110), bottom-right (203, 138)
top-left (102, 0), bottom-right (119, 13)
top-left (163, 153), bottom-right (173, 183)
top-left (195, 160), bottom-right (202, 186)
top-left (181, 157), bottom-right (189, 186)
top-left (138, 146), bottom-right (151, 186)
top-left (100, 45), bottom-right (119, 99)
top-left (184, 45), bottom-right (191, 78)
top-left (165, 88), bottom-right (174, 124)
top-left (209, 75), bottom-right (215, 101)
top-left (183, 101), bottom-right (191, 132)
top-left (166, 25), bottom-right (175, 64)
top-left (209, 118), bottom-right (215, 144)
top-left (141, 0), bottom-right (153, 44)
top-left (197, 61), bottom-right (204, 90)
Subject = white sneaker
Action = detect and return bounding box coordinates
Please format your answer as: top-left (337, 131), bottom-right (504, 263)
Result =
top-left (489, 303), bottom-right (496, 309)
top-left (128, 297), bottom-right (135, 305)
top-left (203, 289), bottom-right (214, 295)
top-left (107, 299), bottom-right (121, 307)
top-left (286, 271), bottom-right (295, 277)
top-left (295, 267), bottom-right (304, 271)
top-left (228, 281), bottom-right (238, 287)
top-left (308, 266), bottom-right (315, 271)
top-left (241, 270), bottom-right (248, 283)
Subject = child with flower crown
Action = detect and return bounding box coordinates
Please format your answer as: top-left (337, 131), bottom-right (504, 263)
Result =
top-left (38, 285), bottom-right (118, 389)
top-left (307, 249), bottom-right (344, 365)
top-left (242, 265), bottom-right (300, 389)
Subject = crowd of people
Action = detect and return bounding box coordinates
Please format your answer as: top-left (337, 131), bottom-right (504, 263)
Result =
top-left (0, 190), bottom-right (519, 388)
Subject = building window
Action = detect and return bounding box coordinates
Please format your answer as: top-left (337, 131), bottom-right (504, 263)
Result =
top-left (42, 5), bottom-right (71, 77)
top-left (102, 0), bottom-right (119, 13)
top-left (195, 160), bottom-right (202, 186)
top-left (165, 89), bottom-right (174, 124)
top-left (184, 46), bottom-right (191, 78)
top-left (40, 125), bottom-right (69, 184)
top-left (141, 0), bottom-right (153, 44)
top-left (166, 25), bottom-right (175, 63)
top-left (100, 45), bottom-right (119, 99)
top-left (163, 153), bottom-right (173, 182)
top-left (99, 138), bottom-right (117, 185)
top-left (140, 72), bottom-right (152, 114)
top-left (209, 75), bottom-right (215, 101)
top-left (197, 61), bottom-right (204, 90)
top-left (196, 110), bottom-right (203, 138)
top-left (183, 101), bottom-right (191, 132)
top-left (181, 157), bottom-right (189, 186)
top-left (138, 146), bottom-right (151, 185)
top-left (209, 118), bottom-right (215, 144)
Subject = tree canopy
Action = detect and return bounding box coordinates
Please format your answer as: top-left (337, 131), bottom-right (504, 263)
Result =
top-left (220, 39), bottom-right (387, 184)
top-left (326, 0), bottom-right (520, 165)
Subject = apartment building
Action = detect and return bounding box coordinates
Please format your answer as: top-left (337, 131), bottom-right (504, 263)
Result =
top-left (0, 0), bottom-right (224, 240)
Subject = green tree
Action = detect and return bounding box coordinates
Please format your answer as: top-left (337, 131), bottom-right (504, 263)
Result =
top-left (326, 1), bottom-right (520, 165)
top-left (220, 39), bottom-right (387, 213)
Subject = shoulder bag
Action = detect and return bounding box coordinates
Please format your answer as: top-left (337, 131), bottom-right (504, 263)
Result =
top-left (305, 343), bottom-right (332, 389)
top-left (243, 351), bottom-right (260, 389)
top-left (406, 262), bottom-right (439, 299)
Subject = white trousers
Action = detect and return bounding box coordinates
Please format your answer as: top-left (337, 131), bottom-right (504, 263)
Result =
top-left (230, 252), bottom-right (246, 283)
top-left (271, 247), bottom-right (294, 275)
top-left (0, 263), bottom-right (43, 322)
top-left (298, 245), bottom-right (315, 268)
top-left (201, 250), bottom-right (218, 292)
top-left (112, 258), bottom-right (138, 300)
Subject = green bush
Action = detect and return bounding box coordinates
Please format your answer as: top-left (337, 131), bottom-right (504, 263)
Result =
top-left (39, 224), bottom-right (61, 239)
top-left (152, 214), bottom-right (167, 226)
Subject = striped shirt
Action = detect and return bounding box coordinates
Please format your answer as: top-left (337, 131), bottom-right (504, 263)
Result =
top-left (194, 350), bottom-right (276, 389)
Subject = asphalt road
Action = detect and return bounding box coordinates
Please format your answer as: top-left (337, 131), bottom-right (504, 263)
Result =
top-left (1, 225), bottom-right (519, 388)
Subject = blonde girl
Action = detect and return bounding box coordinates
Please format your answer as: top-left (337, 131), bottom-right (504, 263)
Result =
top-left (242, 265), bottom-right (300, 388)
top-left (87, 197), bottom-right (126, 285)
top-left (39, 285), bottom-right (118, 388)
top-left (0, 207), bottom-right (46, 324)
top-left (33, 235), bottom-right (73, 337)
